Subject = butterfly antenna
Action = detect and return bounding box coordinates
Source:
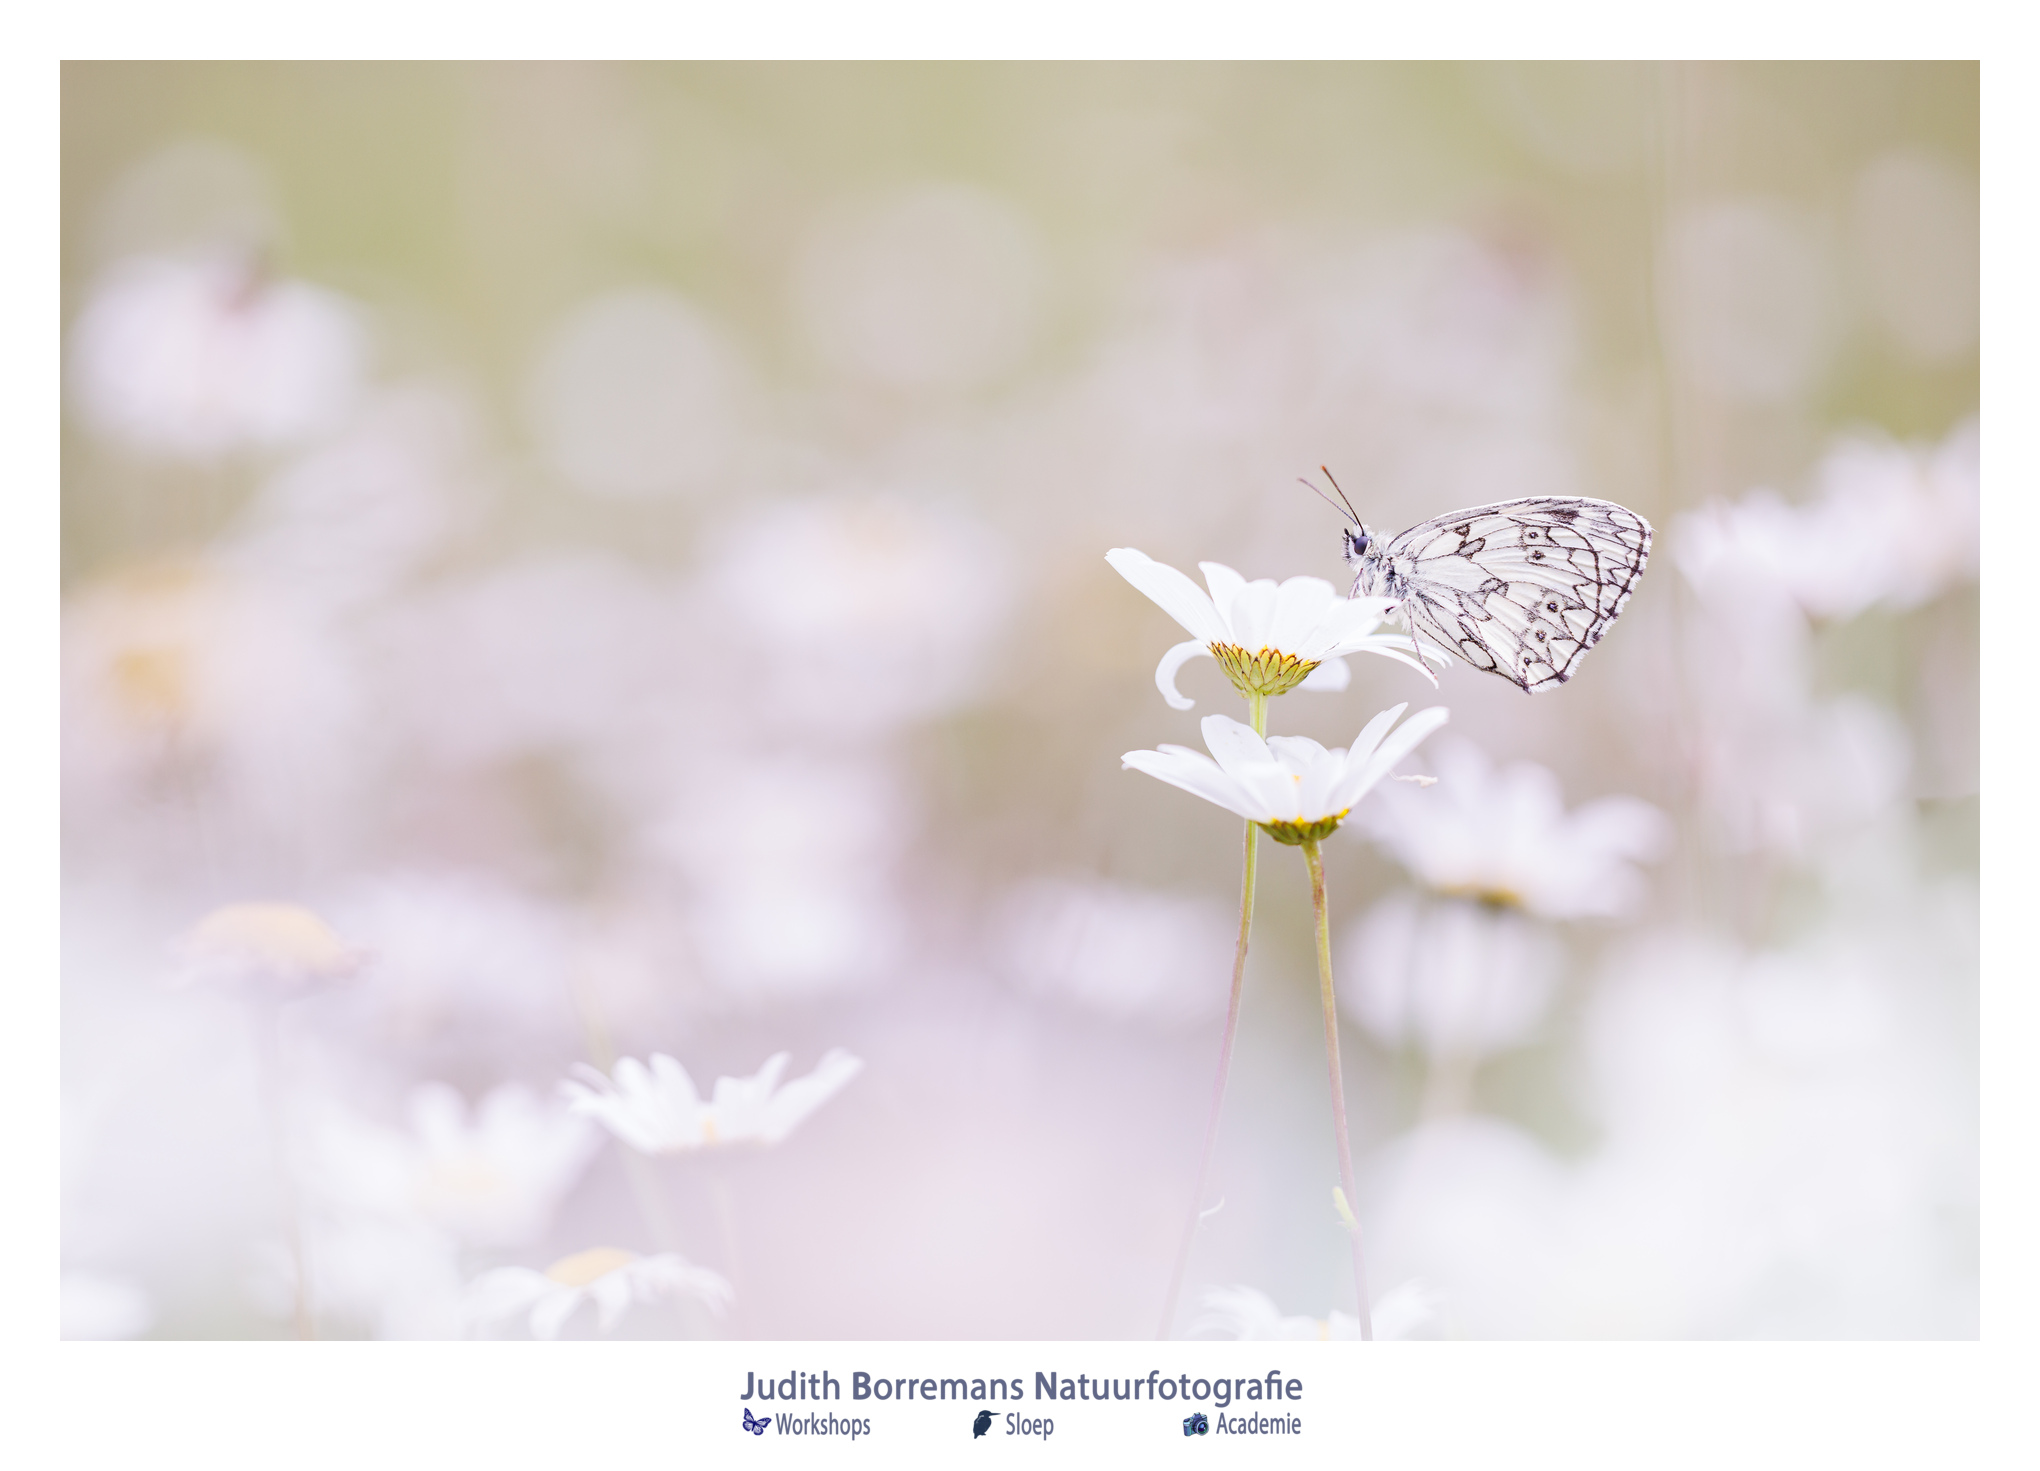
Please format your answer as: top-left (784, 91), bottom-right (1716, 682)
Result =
top-left (1320, 466), bottom-right (1363, 524)
top-left (1299, 470), bottom-right (1360, 526)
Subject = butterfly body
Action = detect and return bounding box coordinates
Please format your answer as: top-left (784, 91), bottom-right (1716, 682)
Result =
top-left (1340, 496), bottom-right (1652, 693)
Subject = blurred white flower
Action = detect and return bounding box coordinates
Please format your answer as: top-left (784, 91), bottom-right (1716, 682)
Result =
top-left (304, 1083), bottom-right (598, 1249)
top-left (224, 385), bottom-right (470, 613)
top-left (695, 495), bottom-right (1015, 735)
top-left (1676, 418), bottom-right (1979, 623)
top-left (321, 870), bottom-right (580, 1050)
top-left (172, 902), bottom-right (364, 994)
top-left (1696, 694), bottom-right (1913, 858)
top-left (1190, 1281), bottom-right (1441, 1341)
top-left (1356, 737), bottom-right (1668, 919)
top-left (991, 878), bottom-right (1233, 1024)
top-left (372, 552), bottom-right (680, 768)
top-left (563, 1050), bottom-right (865, 1156)
top-left (526, 287), bottom-right (748, 500)
top-left (68, 252), bottom-right (366, 458)
top-left (1362, 1115), bottom-right (1575, 1338)
top-left (61, 1270), bottom-right (156, 1340)
top-left (651, 750), bottom-right (909, 1000)
top-left (1124, 705), bottom-right (1449, 845)
top-left (1106, 548), bottom-right (1434, 708)
top-left (1339, 890), bottom-right (1565, 1059)
top-left (465, 1247), bottom-right (732, 1339)
top-left (62, 558), bottom-right (370, 850)
top-left (1569, 931), bottom-right (1976, 1336)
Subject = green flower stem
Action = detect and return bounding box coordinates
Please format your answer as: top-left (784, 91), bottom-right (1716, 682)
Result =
top-left (1303, 837), bottom-right (1375, 1341)
top-left (1157, 690), bottom-right (1267, 1339)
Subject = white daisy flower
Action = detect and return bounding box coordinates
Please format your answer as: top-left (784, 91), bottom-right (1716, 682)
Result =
top-left (68, 252), bottom-right (366, 460)
top-left (1106, 548), bottom-right (1438, 709)
top-left (1123, 704), bottom-right (1449, 846)
top-left (1355, 737), bottom-right (1669, 919)
top-left (303, 1082), bottom-right (600, 1249)
top-left (561, 1050), bottom-right (865, 1156)
top-left (464, 1247), bottom-right (732, 1339)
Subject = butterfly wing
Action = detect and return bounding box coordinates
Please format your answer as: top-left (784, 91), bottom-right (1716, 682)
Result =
top-left (1380, 497), bottom-right (1651, 693)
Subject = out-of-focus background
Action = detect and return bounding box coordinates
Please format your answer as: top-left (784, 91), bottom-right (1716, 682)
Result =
top-left (61, 62), bottom-right (1977, 1340)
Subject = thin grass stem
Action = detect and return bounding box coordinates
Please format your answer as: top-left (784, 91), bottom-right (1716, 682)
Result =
top-left (1157, 691), bottom-right (1266, 1339)
top-left (1303, 837), bottom-right (1374, 1340)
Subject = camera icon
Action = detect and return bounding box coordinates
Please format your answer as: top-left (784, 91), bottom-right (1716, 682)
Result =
top-left (1183, 1413), bottom-right (1209, 1436)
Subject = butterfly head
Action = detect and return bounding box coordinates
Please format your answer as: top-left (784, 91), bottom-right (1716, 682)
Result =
top-left (1305, 468), bottom-right (1371, 565)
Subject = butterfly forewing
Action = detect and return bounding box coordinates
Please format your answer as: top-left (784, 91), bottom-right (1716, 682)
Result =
top-left (1359, 496), bottom-right (1651, 693)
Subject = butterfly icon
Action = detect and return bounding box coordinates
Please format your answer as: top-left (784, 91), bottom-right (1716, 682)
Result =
top-left (742, 1408), bottom-right (770, 1436)
top-left (1308, 469), bottom-right (1652, 694)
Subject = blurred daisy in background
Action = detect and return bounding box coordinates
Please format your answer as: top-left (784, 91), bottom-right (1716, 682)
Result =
top-left (1354, 737), bottom-right (1668, 921)
top-left (563, 1050), bottom-right (865, 1156)
top-left (1339, 891), bottom-right (1564, 1071)
top-left (171, 902), bottom-right (365, 995)
top-left (68, 251), bottom-right (367, 460)
top-left (465, 1247), bottom-right (732, 1339)
top-left (694, 494), bottom-right (1017, 737)
top-left (302, 1082), bottom-right (598, 1249)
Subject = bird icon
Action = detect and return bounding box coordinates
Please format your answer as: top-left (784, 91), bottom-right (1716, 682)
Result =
top-left (972, 1409), bottom-right (994, 1439)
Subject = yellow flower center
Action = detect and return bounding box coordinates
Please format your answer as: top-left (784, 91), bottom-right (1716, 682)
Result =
top-left (185, 903), bottom-right (357, 977)
top-left (111, 645), bottom-right (191, 722)
top-left (544, 1247), bottom-right (637, 1287)
top-left (1440, 885), bottom-right (1526, 911)
top-left (1210, 644), bottom-right (1320, 699)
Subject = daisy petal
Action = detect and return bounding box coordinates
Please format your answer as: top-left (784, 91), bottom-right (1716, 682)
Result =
top-left (1200, 714), bottom-right (1275, 780)
top-left (1122, 748), bottom-right (1263, 822)
top-left (1307, 595), bottom-right (1399, 653)
top-left (1199, 562), bottom-right (1249, 625)
top-left (1330, 637), bottom-right (1441, 686)
top-left (529, 1289), bottom-right (585, 1341)
top-left (1346, 703), bottom-right (1410, 768)
top-left (1266, 576), bottom-right (1340, 653)
top-left (1265, 735), bottom-right (1333, 777)
top-left (1155, 639), bottom-right (1212, 710)
top-left (1224, 579), bottom-right (1279, 652)
top-left (1107, 549), bottom-right (1229, 644)
top-left (1335, 705), bottom-right (1450, 811)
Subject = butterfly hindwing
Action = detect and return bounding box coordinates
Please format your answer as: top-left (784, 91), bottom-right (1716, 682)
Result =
top-left (1361, 497), bottom-right (1651, 693)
